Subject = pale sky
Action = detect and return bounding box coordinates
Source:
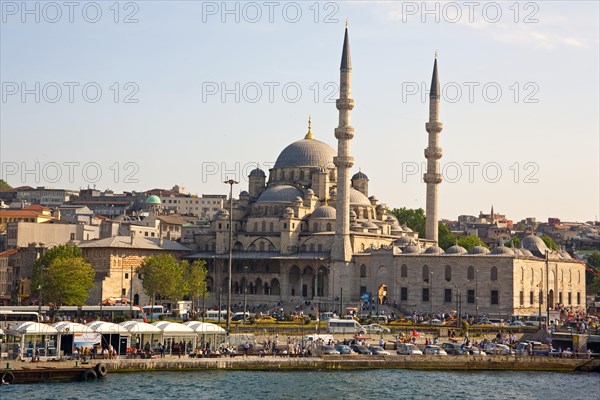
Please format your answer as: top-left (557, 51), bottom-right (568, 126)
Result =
top-left (1, 1), bottom-right (599, 223)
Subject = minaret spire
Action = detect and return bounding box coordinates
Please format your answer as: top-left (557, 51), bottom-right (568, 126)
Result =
top-left (331, 25), bottom-right (355, 263)
top-left (424, 54), bottom-right (443, 243)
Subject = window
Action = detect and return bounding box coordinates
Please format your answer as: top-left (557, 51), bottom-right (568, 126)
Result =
top-left (567, 292), bottom-right (571, 305)
top-left (519, 291), bottom-right (524, 306)
top-left (539, 291), bottom-right (543, 305)
top-left (360, 264), bottom-right (367, 278)
top-left (360, 286), bottom-right (367, 296)
top-left (467, 266), bottom-right (474, 280)
top-left (269, 222), bottom-right (274, 232)
top-left (445, 265), bottom-right (451, 282)
top-left (422, 288), bottom-right (429, 302)
top-left (422, 265), bottom-right (429, 282)
top-left (400, 287), bottom-right (408, 301)
top-left (577, 292), bottom-right (581, 305)
top-left (326, 223), bottom-right (332, 231)
top-left (444, 288), bottom-right (452, 303)
top-left (491, 266), bottom-right (498, 281)
top-left (125, 273), bottom-right (129, 279)
top-left (558, 292), bottom-right (563, 305)
top-left (121, 288), bottom-right (126, 296)
top-left (467, 289), bottom-right (475, 304)
top-left (401, 264), bottom-right (408, 278)
top-left (530, 291), bottom-right (534, 305)
top-left (491, 290), bottom-right (499, 305)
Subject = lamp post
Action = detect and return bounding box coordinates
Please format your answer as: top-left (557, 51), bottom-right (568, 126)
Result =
top-left (243, 266), bottom-right (248, 325)
top-left (545, 249), bottom-right (550, 328)
top-left (429, 271), bottom-right (433, 318)
top-left (224, 178), bottom-right (238, 333)
top-left (475, 269), bottom-right (479, 320)
top-left (375, 266), bottom-right (385, 320)
top-left (37, 266), bottom-right (46, 316)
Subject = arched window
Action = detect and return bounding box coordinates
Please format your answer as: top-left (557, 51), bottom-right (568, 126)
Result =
top-left (290, 170), bottom-right (295, 180)
top-left (569, 270), bottom-right (572, 283)
top-left (313, 223), bottom-right (318, 232)
top-left (299, 170), bottom-right (304, 180)
top-left (422, 265), bottom-right (429, 282)
top-left (401, 264), bottom-right (408, 278)
top-left (269, 222), bottom-right (274, 232)
top-left (360, 264), bottom-right (367, 278)
top-left (261, 221), bottom-right (266, 231)
top-left (467, 266), bottom-right (475, 280)
top-left (326, 223), bottom-right (332, 231)
top-left (281, 170), bottom-right (285, 180)
top-left (491, 266), bottom-right (498, 281)
top-left (521, 267), bottom-right (524, 282)
top-left (445, 265), bottom-right (452, 282)
top-left (300, 244), bottom-right (307, 252)
top-left (309, 243), bottom-right (315, 252)
top-left (259, 242), bottom-right (265, 252)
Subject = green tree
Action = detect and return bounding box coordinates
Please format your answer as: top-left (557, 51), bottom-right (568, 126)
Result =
top-left (0, 179), bottom-right (12, 190)
top-left (540, 235), bottom-right (558, 250)
top-left (137, 254), bottom-right (184, 306)
top-left (504, 236), bottom-right (521, 248)
top-left (586, 251), bottom-right (600, 286)
top-left (456, 235), bottom-right (486, 251)
top-left (389, 207), bottom-right (425, 238)
top-left (438, 223), bottom-right (456, 250)
top-left (181, 259), bottom-right (208, 310)
top-left (32, 250), bottom-right (95, 308)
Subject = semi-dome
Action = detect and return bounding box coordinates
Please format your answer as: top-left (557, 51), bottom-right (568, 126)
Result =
top-left (350, 188), bottom-right (372, 206)
top-left (256, 185), bottom-right (304, 203)
top-left (491, 245), bottom-right (515, 256)
top-left (402, 225), bottom-right (413, 233)
top-left (520, 248), bottom-right (534, 257)
top-left (311, 205), bottom-right (336, 219)
top-left (249, 167), bottom-right (266, 177)
top-left (214, 208), bottom-right (229, 219)
top-left (446, 244), bottom-right (467, 255)
top-left (362, 221), bottom-right (378, 229)
top-left (522, 235), bottom-right (549, 257)
top-left (403, 245), bottom-right (422, 254)
top-left (352, 171), bottom-right (368, 180)
top-left (469, 246), bottom-right (490, 255)
top-left (274, 138), bottom-right (336, 168)
top-left (394, 236), bottom-right (415, 246)
top-left (424, 245), bottom-right (445, 254)
top-left (145, 195), bottom-right (161, 204)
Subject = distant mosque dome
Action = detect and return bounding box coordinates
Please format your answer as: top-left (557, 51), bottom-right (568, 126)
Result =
top-left (446, 244), bottom-right (467, 255)
top-left (274, 138), bottom-right (336, 168)
top-left (424, 245), bottom-right (445, 255)
top-left (145, 195), bottom-right (161, 205)
top-left (469, 246), bottom-right (490, 255)
top-left (249, 167), bottom-right (266, 177)
top-left (491, 245), bottom-right (515, 256)
top-left (256, 185), bottom-right (304, 203)
top-left (352, 171), bottom-right (368, 181)
top-left (311, 205), bottom-right (336, 219)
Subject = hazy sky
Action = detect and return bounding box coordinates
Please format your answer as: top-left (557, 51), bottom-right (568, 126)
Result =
top-left (1, 1), bottom-right (598, 223)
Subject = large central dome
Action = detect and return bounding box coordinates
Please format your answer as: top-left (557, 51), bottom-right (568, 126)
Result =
top-left (274, 138), bottom-right (336, 168)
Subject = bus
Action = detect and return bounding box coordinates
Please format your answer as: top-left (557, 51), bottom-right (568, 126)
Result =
top-left (0, 305), bottom-right (147, 323)
top-left (205, 310), bottom-right (228, 322)
top-left (0, 310), bottom-right (41, 330)
top-left (143, 305), bottom-right (166, 320)
top-left (326, 318), bottom-right (365, 334)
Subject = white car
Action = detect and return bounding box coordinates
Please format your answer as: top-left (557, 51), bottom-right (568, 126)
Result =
top-left (363, 324), bottom-right (391, 334)
top-left (396, 343), bottom-right (423, 355)
top-left (368, 345), bottom-right (390, 355)
top-left (423, 345), bottom-right (447, 355)
top-left (484, 343), bottom-right (513, 355)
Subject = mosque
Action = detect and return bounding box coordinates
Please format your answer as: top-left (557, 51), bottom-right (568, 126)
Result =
top-left (187, 27), bottom-right (586, 319)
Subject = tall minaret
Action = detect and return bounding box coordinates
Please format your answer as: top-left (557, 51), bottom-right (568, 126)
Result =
top-left (331, 23), bottom-right (354, 263)
top-left (424, 54), bottom-right (443, 243)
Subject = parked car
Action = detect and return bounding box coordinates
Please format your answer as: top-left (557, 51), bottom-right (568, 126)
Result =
top-left (350, 345), bottom-right (372, 355)
top-left (363, 324), bottom-right (391, 334)
top-left (368, 345), bottom-right (390, 355)
top-left (428, 319), bottom-right (445, 325)
top-left (423, 345), bottom-right (447, 355)
top-left (484, 343), bottom-right (513, 355)
top-left (468, 347), bottom-right (487, 356)
top-left (396, 343), bottom-right (423, 355)
top-left (320, 345), bottom-right (340, 355)
top-left (334, 344), bottom-right (353, 355)
top-left (507, 320), bottom-right (525, 327)
top-left (441, 342), bottom-right (467, 355)
top-left (256, 315), bottom-right (277, 323)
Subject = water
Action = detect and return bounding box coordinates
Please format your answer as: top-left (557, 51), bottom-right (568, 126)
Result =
top-left (3, 370), bottom-right (599, 400)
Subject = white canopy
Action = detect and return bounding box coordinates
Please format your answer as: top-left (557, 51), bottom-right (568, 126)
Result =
top-left (86, 321), bottom-right (129, 335)
top-left (120, 321), bottom-right (162, 334)
top-left (52, 322), bottom-right (94, 334)
top-left (151, 321), bottom-right (195, 336)
top-left (183, 321), bottom-right (226, 334)
top-left (8, 322), bottom-right (58, 335)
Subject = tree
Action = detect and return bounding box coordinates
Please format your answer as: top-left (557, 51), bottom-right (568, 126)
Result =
top-left (456, 235), bottom-right (486, 251)
top-left (181, 260), bottom-right (208, 311)
top-left (586, 251), bottom-right (600, 286)
top-left (540, 235), bottom-right (558, 250)
top-left (438, 223), bottom-right (456, 250)
top-left (389, 207), bottom-right (425, 238)
top-left (0, 179), bottom-right (12, 190)
top-left (137, 254), bottom-right (184, 306)
top-left (504, 236), bottom-right (521, 248)
top-left (32, 245), bottom-right (95, 309)
top-left (589, 277), bottom-right (600, 295)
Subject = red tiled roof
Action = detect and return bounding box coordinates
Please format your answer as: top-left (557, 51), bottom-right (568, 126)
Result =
top-left (0, 248), bottom-right (18, 257)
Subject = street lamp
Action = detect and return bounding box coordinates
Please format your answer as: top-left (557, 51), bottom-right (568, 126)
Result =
top-left (243, 266), bottom-right (248, 325)
top-left (429, 271), bottom-right (433, 317)
top-left (475, 269), bottom-right (479, 320)
top-left (224, 178), bottom-right (238, 333)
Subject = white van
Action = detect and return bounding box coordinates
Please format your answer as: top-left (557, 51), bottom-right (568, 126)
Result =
top-left (326, 318), bottom-right (365, 334)
top-left (205, 310), bottom-right (228, 321)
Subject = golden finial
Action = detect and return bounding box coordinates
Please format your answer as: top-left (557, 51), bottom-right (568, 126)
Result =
top-left (305, 114), bottom-right (313, 139)
top-left (346, 18), bottom-right (349, 28)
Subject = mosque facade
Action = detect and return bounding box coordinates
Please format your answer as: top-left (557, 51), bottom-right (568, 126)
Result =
top-left (187, 27), bottom-right (586, 318)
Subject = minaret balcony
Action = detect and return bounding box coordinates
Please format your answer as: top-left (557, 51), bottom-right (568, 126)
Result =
top-left (423, 172), bottom-right (442, 184)
top-left (426, 122), bottom-right (443, 133)
top-left (333, 156), bottom-right (355, 168)
top-left (336, 98), bottom-right (355, 110)
top-left (424, 147), bottom-right (443, 159)
top-left (334, 127), bottom-right (355, 140)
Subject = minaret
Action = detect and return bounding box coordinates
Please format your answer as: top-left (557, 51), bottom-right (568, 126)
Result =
top-left (424, 53), bottom-right (443, 243)
top-left (331, 23), bottom-right (354, 263)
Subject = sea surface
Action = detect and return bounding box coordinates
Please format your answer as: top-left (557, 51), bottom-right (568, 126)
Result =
top-left (3, 369), bottom-right (599, 400)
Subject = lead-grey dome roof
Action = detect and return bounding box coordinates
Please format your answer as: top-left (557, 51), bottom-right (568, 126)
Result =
top-left (491, 245), bottom-right (515, 256)
top-left (352, 171), bottom-right (368, 181)
top-left (403, 245), bottom-right (422, 254)
top-left (256, 185), bottom-right (304, 203)
top-left (350, 188), bottom-right (371, 206)
top-left (522, 235), bottom-right (549, 257)
top-left (469, 246), bottom-right (490, 255)
top-left (446, 244), bottom-right (468, 254)
top-left (274, 138), bottom-right (336, 168)
top-left (249, 167), bottom-right (266, 177)
top-left (311, 205), bottom-right (336, 219)
top-left (424, 245), bottom-right (445, 254)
